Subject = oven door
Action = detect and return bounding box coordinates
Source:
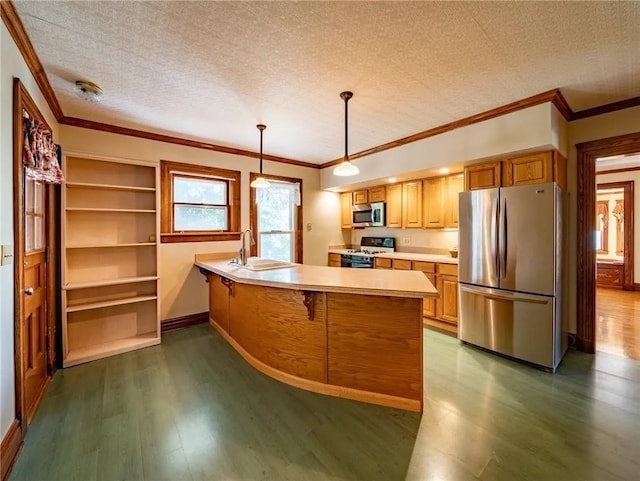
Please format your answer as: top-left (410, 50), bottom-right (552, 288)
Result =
top-left (341, 255), bottom-right (373, 268)
top-left (370, 202), bottom-right (385, 227)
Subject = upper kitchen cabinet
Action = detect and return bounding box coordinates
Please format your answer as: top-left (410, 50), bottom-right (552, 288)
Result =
top-left (352, 190), bottom-right (368, 205)
top-left (464, 150), bottom-right (567, 191)
top-left (386, 184), bottom-right (403, 228)
top-left (503, 151), bottom-right (567, 190)
top-left (464, 161), bottom-right (501, 191)
top-left (340, 192), bottom-right (352, 229)
top-left (444, 174), bottom-right (464, 228)
top-left (423, 177), bottom-right (445, 228)
top-left (402, 181), bottom-right (423, 228)
top-left (368, 186), bottom-right (386, 203)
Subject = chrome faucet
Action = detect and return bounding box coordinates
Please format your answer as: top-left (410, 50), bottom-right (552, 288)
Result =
top-left (239, 229), bottom-right (255, 266)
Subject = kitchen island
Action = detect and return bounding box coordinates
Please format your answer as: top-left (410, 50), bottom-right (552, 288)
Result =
top-left (196, 257), bottom-right (437, 412)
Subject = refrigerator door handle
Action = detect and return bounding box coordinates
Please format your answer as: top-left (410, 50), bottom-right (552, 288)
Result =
top-left (459, 285), bottom-right (550, 304)
top-left (494, 197), bottom-right (500, 278)
top-left (500, 198), bottom-right (508, 279)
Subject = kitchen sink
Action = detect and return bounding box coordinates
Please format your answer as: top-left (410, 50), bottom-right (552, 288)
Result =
top-left (234, 257), bottom-right (296, 271)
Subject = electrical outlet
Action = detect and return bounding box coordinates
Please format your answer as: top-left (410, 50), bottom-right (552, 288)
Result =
top-left (402, 237), bottom-right (411, 246)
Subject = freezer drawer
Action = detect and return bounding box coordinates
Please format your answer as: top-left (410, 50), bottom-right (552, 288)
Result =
top-left (458, 284), bottom-right (560, 370)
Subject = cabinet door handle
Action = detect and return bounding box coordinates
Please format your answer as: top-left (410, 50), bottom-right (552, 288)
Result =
top-left (24, 287), bottom-right (34, 296)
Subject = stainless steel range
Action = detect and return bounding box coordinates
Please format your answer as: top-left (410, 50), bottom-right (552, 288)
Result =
top-left (340, 236), bottom-right (395, 268)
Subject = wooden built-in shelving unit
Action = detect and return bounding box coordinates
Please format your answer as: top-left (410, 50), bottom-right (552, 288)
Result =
top-left (62, 154), bottom-right (160, 367)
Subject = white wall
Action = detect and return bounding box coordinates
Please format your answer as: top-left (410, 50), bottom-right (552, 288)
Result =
top-left (321, 103), bottom-right (565, 190)
top-left (0, 22), bottom-right (59, 440)
top-left (596, 170), bottom-right (640, 282)
top-left (59, 126), bottom-right (343, 320)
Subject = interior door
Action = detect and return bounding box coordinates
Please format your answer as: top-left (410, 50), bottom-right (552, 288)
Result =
top-left (22, 177), bottom-right (49, 422)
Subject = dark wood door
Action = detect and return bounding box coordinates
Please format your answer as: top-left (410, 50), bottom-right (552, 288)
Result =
top-left (22, 177), bottom-right (49, 422)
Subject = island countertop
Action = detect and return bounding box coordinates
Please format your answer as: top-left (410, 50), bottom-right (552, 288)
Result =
top-left (195, 259), bottom-right (438, 299)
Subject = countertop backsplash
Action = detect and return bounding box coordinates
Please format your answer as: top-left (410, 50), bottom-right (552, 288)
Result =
top-left (350, 227), bottom-right (459, 253)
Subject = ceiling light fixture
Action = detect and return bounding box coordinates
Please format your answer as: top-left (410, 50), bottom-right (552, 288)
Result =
top-left (439, 167), bottom-right (450, 174)
top-left (388, 177), bottom-right (397, 183)
top-left (333, 91), bottom-right (360, 177)
top-left (75, 80), bottom-right (103, 102)
top-left (250, 124), bottom-right (270, 189)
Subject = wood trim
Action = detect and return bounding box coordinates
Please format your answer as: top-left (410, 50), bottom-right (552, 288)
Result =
top-left (161, 232), bottom-right (241, 243)
top-left (61, 116), bottom-right (319, 169)
top-left (596, 166), bottom-right (640, 175)
top-left (13, 79), bottom-right (59, 433)
top-left (248, 173), bottom-right (303, 263)
top-left (13, 81), bottom-right (27, 435)
top-left (161, 312), bottom-right (208, 333)
top-left (596, 181), bottom-right (634, 289)
top-left (1, 1), bottom-right (64, 121)
top-left (577, 131), bottom-right (640, 354)
top-left (572, 96), bottom-right (640, 121)
top-left (321, 89), bottom-right (571, 168)
top-left (0, 419), bottom-right (23, 481)
top-left (160, 160), bottom-right (241, 243)
top-left (209, 320), bottom-right (421, 412)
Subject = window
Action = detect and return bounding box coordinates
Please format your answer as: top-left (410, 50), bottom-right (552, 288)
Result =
top-left (250, 174), bottom-right (303, 263)
top-left (161, 160), bottom-right (241, 242)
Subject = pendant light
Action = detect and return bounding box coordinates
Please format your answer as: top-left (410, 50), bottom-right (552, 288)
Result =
top-left (333, 91), bottom-right (360, 177)
top-left (250, 124), bottom-right (270, 189)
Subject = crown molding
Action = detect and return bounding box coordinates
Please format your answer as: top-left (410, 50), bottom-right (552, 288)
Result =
top-left (60, 116), bottom-right (320, 169)
top-left (1, 0), bottom-right (63, 120)
top-left (571, 96), bottom-right (640, 121)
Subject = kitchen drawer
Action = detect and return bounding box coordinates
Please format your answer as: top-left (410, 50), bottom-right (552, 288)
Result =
top-left (392, 259), bottom-right (412, 270)
top-left (412, 261), bottom-right (435, 273)
top-left (437, 263), bottom-right (458, 276)
top-left (374, 258), bottom-right (392, 269)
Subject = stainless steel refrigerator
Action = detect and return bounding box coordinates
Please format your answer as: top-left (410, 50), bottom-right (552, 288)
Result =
top-left (458, 182), bottom-right (566, 371)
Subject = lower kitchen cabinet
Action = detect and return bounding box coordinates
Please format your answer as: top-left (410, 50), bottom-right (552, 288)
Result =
top-left (210, 273), bottom-right (230, 333)
top-left (328, 253), bottom-right (341, 267)
top-left (436, 273), bottom-right (458, 323)
top-left (411, 261), bottom-right (436, 317)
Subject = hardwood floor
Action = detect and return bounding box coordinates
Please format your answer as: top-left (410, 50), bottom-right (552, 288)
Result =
top-left (596, 287), bottom-right (640, 360)
top-left (9, 324), bottom-right (640, 481)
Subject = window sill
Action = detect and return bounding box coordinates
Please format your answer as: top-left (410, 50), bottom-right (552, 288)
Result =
top-left (161, 232), bottom-right (241, 243)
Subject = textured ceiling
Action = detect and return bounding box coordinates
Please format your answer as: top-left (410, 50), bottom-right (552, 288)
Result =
top-left (12, 1), bottom-right (640, 164)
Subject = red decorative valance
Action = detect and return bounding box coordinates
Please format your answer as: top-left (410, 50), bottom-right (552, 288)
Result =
top-left (22, 111), bottom-right (64, 184)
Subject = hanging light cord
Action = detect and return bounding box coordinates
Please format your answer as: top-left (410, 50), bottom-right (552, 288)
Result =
top-left (257, 124), bottom-right (266, 173)
top-left (340, 91), bottom-right (353, 162)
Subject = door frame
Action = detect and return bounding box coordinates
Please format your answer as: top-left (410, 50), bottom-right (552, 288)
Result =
top-left (12, 78), bottom-right (59, 434)
top-left (576, 131), bottom-right (640, 353)
top-left (595, 180), bottom-right (635, 289)
top-left (249, 173), bottom-right (303, 263)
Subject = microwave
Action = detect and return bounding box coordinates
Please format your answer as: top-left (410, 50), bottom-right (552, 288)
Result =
top-left (352, 202), bottom-right (385, 227)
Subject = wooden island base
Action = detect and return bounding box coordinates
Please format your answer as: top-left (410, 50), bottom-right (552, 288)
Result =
top-left (201, 270), bottom-right (425, 412)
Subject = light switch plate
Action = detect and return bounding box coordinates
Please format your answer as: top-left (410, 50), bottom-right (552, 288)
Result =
top-left (1, 244), bottom-right (14, 266)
